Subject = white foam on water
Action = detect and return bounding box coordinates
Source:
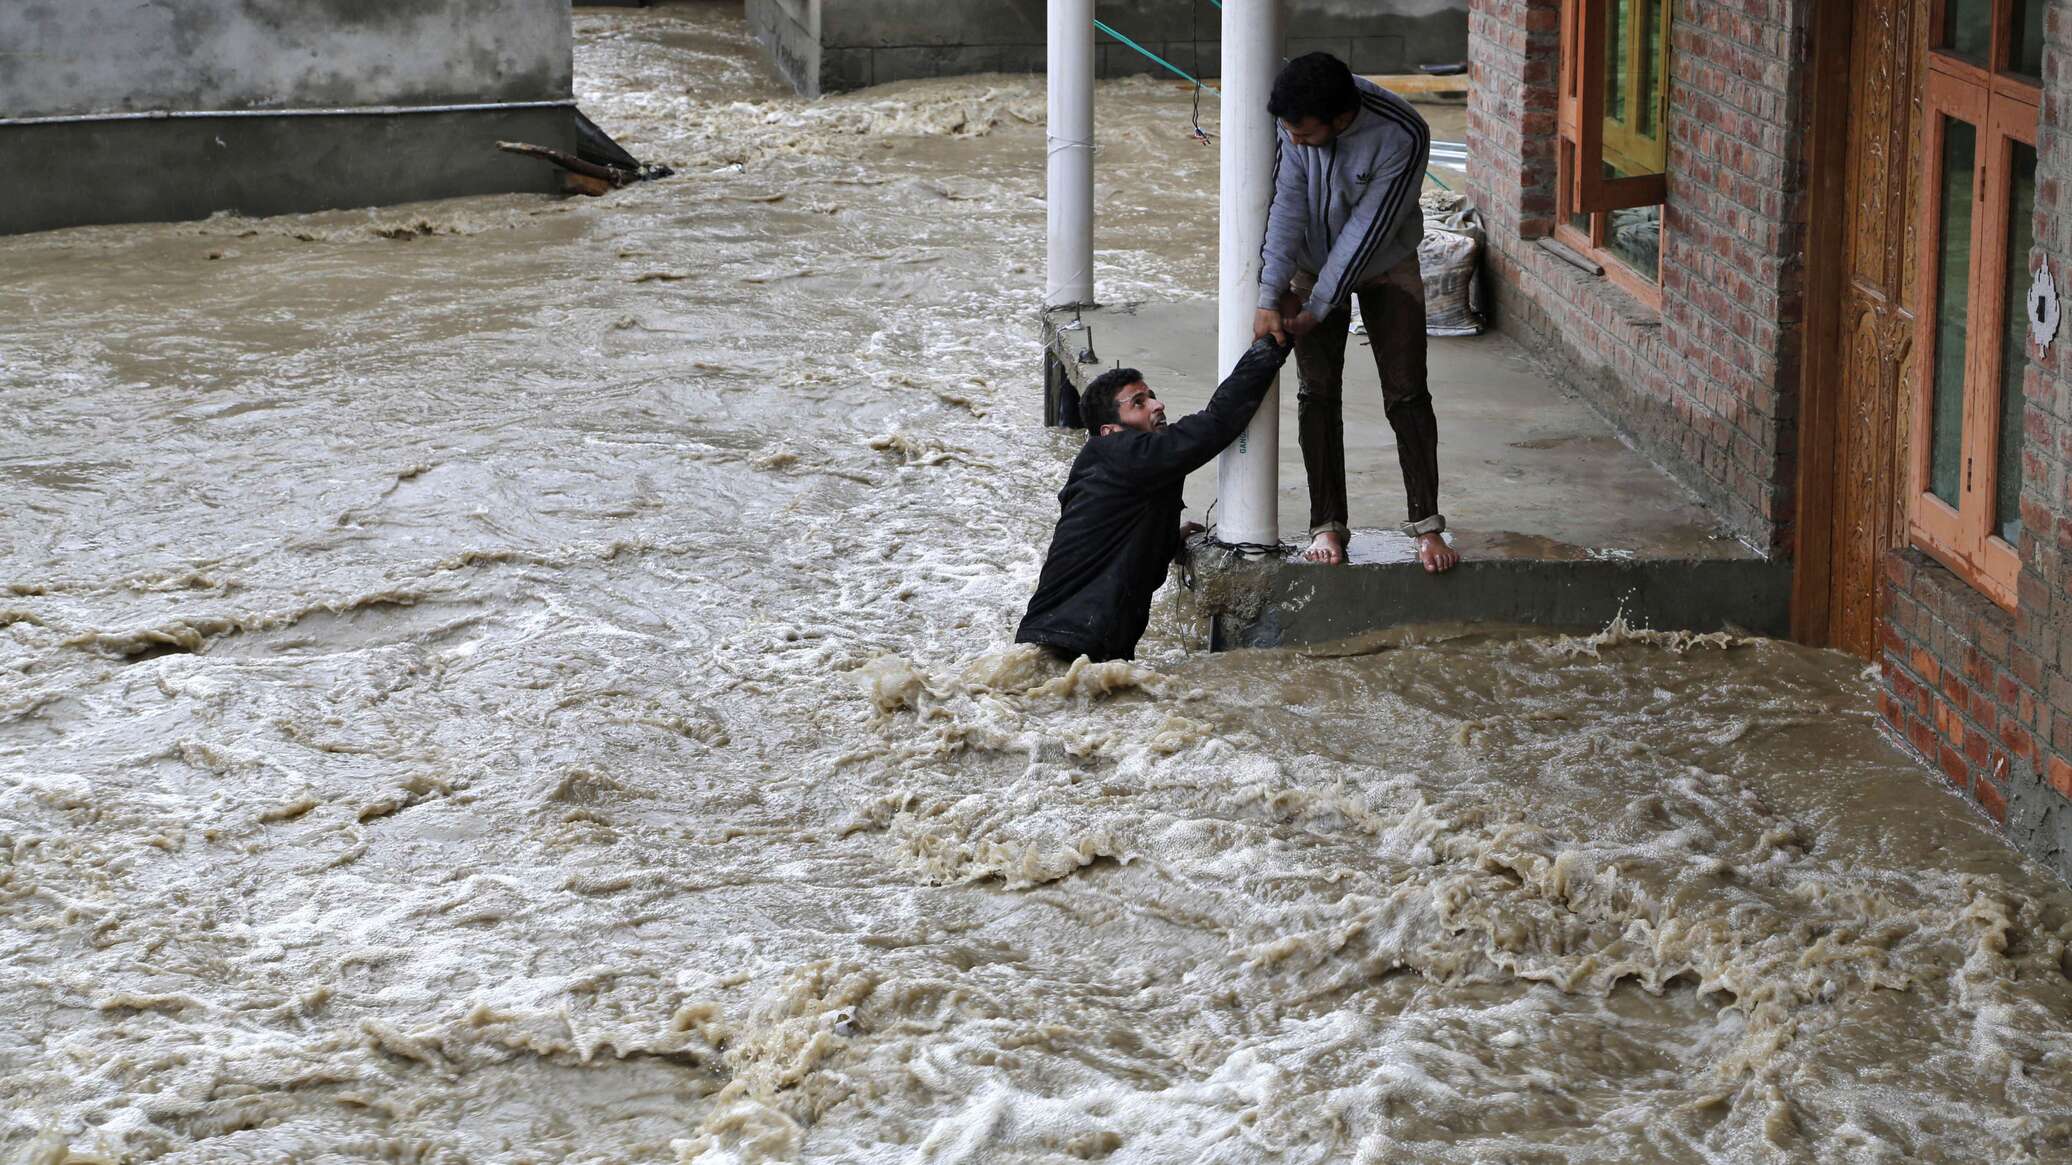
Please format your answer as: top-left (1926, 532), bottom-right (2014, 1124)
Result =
top-left (3, 6), bottom-right (2072, 1164)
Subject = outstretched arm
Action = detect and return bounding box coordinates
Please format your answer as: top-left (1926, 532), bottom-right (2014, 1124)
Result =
top-left (1105, 338), bottom-right (1292, 487)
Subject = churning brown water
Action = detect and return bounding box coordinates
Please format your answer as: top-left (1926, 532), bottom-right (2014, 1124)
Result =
top-left (4, 5), bottom-right (2072, 1162)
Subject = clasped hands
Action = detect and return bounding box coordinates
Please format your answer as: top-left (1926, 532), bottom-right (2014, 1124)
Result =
top-left (1252, 291), bottom-right (1317, 346)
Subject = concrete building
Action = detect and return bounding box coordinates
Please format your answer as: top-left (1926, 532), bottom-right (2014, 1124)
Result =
top-left (748, 0), bottom-right (1469, 97)
top-left (1467, 0), bottom-right (2072, 877)
top-left (0, 0), bottom-right (577, 235)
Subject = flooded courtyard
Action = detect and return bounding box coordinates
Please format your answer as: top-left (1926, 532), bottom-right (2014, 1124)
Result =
top-left (4, 5), bottom-right (2072, 1162)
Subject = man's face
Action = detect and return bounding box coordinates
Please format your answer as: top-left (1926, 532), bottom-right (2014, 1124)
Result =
top-left (1107, 381), bottom-right (1166, 434)
top-left (1280, 109), bottom-right (1356, 148)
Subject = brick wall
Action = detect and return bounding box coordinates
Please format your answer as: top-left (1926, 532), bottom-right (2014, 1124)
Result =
top-left (1470, 0), bottom-right (2072, 874)
top-left (1880, 550), bottom-right (2028, 824)
top-left (1466, 0), bottom-right (1559, 241)
top-left (1878, 0), bottom-right (2072, 873)
top-left (1466, 0), bottom-right (1814, 552)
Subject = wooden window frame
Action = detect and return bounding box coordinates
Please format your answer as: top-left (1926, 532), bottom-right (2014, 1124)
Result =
top-left (1909, 0), bottom-right (2042, 610)
top-left (1577, 0), bottom-right (1668, 212)
top-left (1555, 0), bottom-right (1668, 309)
top-left (1928, 0), bottom-right (2046, 97)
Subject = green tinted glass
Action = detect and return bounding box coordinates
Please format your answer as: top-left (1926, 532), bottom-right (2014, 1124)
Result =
top-left (1942, 0), bottom-right (1992, 64)
top-left (1995, 141), bottom-right (2038, 544)
top-left (1929, 118), bottom-right (1977, 508)
top-left (1640, 0), bottom-right (1662, 137)
top-left (1599, 0), bottom-right (1668, 178)
top-left (1606, 0), bottom-right (1628, 123)
top-left (2011, 0), bottom-right (2044, 81)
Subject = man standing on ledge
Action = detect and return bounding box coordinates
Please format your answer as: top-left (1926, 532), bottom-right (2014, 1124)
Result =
top-left (1253, 51), bottom-right (1459, 573)
top-left (1017, 337), bottom-right (1292, 662)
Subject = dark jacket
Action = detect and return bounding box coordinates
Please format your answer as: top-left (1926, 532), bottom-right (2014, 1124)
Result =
top-left (1016, 338), bottom-right (1291, 661)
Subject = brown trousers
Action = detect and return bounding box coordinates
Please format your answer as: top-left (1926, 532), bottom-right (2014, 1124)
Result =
top-left (1292, 255), bottom-right (1440, 539)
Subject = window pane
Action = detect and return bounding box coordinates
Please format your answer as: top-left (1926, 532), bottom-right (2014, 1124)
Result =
top-left (1929, 118), bottom-right (1977, 508)
top-left (1995, 141), bottom-right (2038, 545)
top-left (1606, 0), bottom-right (1628, 124)
top-left (1941, 0), bottom-right (1992, 65)
top-left (1607, 205), bottom-right (1661, 282)
top-left (1600, 0), bottom-right (1668, 178)
top-left (2010, 0), bottom-right (2044, 81)
top-left (1639, 0), bottom-right (1663, 138)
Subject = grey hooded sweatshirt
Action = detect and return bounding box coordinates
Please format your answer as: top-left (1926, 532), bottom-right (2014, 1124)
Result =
top-left (1255, 77), bottom-right (1431, 322)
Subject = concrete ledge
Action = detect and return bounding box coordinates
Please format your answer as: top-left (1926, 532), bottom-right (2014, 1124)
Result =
top-left (1193, 546), bottom-right (1794, 650)
top-left (1039, 301), bottom-right (1792, 651)
top-left (0, 106), bottom-right (573, 235)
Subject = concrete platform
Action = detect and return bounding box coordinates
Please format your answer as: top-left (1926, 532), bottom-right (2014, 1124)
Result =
top-left (1041, 301), bottom-right (1791, 647)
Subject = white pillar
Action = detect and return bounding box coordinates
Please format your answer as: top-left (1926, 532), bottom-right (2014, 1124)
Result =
top-left (1214, 0), bottom-right (1282, 548)
top-left (1046, 0), bottom-right (1095, 308)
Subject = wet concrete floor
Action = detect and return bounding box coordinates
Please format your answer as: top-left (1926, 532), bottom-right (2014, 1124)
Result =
top-left (1047, 301), bottom-right (1753, 566)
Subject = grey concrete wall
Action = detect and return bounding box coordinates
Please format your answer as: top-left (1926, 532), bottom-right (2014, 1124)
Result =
top-left (746, 0), bottom-right (824, 97)
top-left (0, 0), bottom-right (574, 234)
top-left (1195, 550), bottom-right (1795, 651)
top-left (0, 108), bottom-right (571, 236)
top-left (0, 0), bottom-right (573, 120)
top-left (747, 0), bottom-right (1468, 97)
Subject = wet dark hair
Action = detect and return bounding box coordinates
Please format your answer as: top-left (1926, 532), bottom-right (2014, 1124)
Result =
top-left (1080, 367), bottom-right (1144, 434)
top-left (1268, 52), bottom-right (1359, 126)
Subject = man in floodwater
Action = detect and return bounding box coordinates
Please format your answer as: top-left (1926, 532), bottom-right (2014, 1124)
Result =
top-left (1253, 51), bottom-right (1459, 574)
top-left (1016, 337), bottom-right (1292, 662)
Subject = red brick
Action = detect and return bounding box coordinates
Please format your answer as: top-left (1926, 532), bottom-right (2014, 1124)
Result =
top-left (2013, 646), bottom-right (2044, 690)
top-left (1909, 716), bottom-right (1940, 759)
top-left (2049, 755), bottom-right (2072, 800)
top-left (1964, 727), bottom-right (1991, 766)
top-left (1973, 776), bottom-right (2009, 824)
top-left (1969, 682), bottom-right (2000, 726)
top-left (2002, 718), bottom-right (2036, 765)
top-left (1939, 743), bottom-right (1969, 788)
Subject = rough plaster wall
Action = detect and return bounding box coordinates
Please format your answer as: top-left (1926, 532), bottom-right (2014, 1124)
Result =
top-left (814, 0), bottom-right (1464, 52)
top-left (0, 0), bottom-right (573, 120)
top-left (820, 1), bottom-right (1045, 48)
top-left (746, 0), bottom-right (823, 95)
top-left (761, 0), bottom-right (1466, 94)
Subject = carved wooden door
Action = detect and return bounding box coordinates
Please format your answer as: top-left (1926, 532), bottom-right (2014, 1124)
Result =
top-left (1826, 0), bottom-right (1929, 657)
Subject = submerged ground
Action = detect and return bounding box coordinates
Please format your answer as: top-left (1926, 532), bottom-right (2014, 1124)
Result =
top-left (4, 5), bottom-right (2071, 1163)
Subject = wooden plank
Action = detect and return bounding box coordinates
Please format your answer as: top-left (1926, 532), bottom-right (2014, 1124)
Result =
top-left (1360, 73), bottom-right (1470, 96)
top-left (1178, 74), bottom-right (1469, 96)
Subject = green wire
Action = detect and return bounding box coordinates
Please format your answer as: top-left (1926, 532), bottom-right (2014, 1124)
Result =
top-left (1093, 19), bottom-right (1219, 94)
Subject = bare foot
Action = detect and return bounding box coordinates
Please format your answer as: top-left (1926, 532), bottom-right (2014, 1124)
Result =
top-left (1302, 530), bottom-right (1346, 564)
top-left (1417, 532), bottom-right (1460, 573)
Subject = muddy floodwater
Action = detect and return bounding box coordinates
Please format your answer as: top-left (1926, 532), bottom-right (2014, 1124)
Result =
top-left (5, 5), bottom-right (2072, 1163)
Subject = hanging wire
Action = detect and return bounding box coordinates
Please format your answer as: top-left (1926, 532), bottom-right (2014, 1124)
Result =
top-left (1093, 20), bottom-right (1219, 94)
top-left (1097, 8), bottom-right (1456, 185)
